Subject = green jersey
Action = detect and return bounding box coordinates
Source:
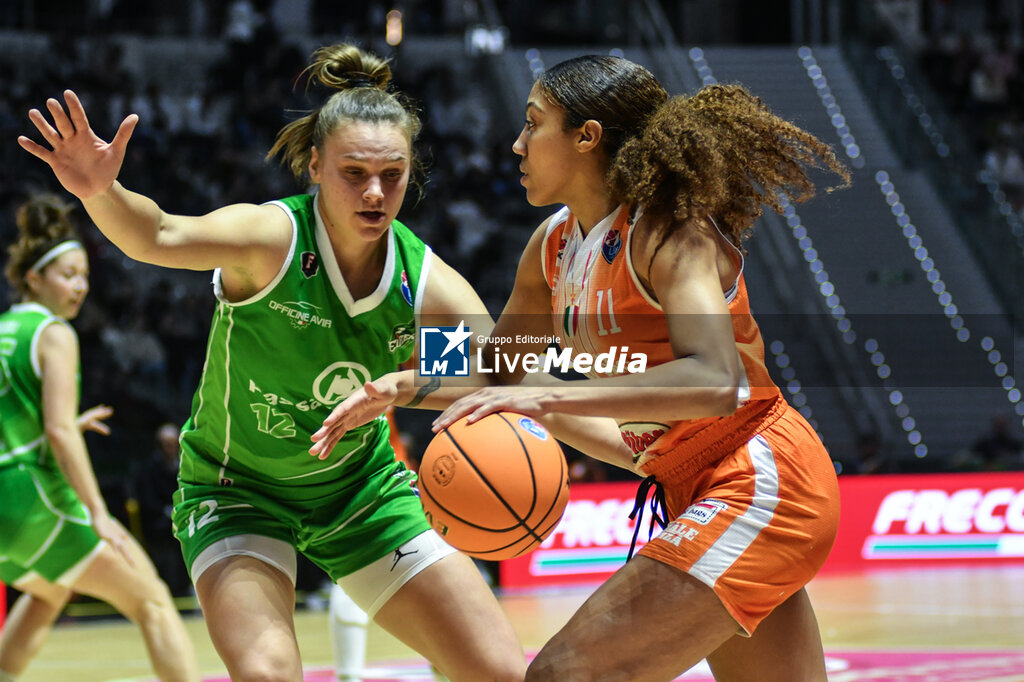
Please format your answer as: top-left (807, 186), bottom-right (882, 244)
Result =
top-left (178, 193), bottom-right (428, 500)
top-left (0, 302), bottom-right (101, 586)
top-left (0, 302), bottom-right (76, 471)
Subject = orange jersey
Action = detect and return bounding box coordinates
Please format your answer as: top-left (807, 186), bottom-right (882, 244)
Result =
top-left (543, 206), bottom-right (839, 634)
top-left (542, 205), bottom-right (782, 472)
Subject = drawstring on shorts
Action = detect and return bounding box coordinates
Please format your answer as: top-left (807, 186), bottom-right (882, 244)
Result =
top-left (627, 475), bottom-right (667, 561)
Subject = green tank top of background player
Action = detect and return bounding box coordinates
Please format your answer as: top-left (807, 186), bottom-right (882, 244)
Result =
top-left (179, 193), bottom-right (428, 500)
top-left (0, 302), bottom-right (77, 471)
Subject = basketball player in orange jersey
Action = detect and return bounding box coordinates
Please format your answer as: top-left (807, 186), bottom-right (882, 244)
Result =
top-left (311, 56), bottom-right (849, 680)
top-left (426, 58), bottom-right (852, 681)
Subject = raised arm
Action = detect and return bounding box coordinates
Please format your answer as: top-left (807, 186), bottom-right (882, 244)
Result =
top-left (19, 90), bottom-right (290, 294)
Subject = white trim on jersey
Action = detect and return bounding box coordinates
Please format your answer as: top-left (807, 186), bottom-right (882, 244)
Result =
top-left (313, 197), bottom-right (396, 318)
top-left (10, 302), bottom-right (64, 379)
top-left (413, 247), bottom-right (433, 322)
top-left (212, 200), bottom-right (299, 307)
top-left (707, 215), bottom-right (745, 304)
top-left (623, 206), bottom-right (664, 311)
top-left (540, 205), bottom-right (571, 286)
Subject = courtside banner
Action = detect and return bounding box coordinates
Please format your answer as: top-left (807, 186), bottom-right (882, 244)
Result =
top-left (500, 481), bottom-right (644, 589)
top-left (826, 471), bottom-right (1024, 571)
top-left (500, 472), bottom-right (1024, 588)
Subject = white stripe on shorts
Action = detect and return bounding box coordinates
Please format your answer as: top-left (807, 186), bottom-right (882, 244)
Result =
top-left (690, 434), bottom-right (780, 585)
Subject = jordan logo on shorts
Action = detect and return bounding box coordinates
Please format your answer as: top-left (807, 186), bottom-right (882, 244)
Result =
top-left (391, 546), bottom-right (418, 571)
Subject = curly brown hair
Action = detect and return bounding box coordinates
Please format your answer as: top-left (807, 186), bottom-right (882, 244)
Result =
top-left (5, 194), bottom-right (80, 297)
top-left (267, 43), bottom-right (424, 192)
top-left (609, 84), bottom-right (850, 249)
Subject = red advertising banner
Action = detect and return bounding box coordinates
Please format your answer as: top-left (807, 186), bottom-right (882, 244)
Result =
top-left (826, 470), bottom-right (1024, 572)
top-left (499, 472), bottom-right (1024, 588)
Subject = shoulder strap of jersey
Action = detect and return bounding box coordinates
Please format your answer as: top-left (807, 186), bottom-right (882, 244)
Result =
top-left (541, 206), bottom-right (572, 289)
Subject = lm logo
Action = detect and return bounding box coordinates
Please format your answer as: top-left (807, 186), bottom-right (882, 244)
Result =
top-left (419, 320), bottom-right (471, 377)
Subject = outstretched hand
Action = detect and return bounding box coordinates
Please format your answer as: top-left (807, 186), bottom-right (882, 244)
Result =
top-left (309, 377), bottom-right (400, 460)
top-left (18, 90), bottom-right (138, 201)
top-left (77, 404), bottom-right (114, 436)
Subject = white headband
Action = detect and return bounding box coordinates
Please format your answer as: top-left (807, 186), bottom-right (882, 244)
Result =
top-left (28, 240), bottom-right (83, 273)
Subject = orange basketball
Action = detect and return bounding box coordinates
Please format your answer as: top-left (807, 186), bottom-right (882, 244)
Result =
top-left (417, 412), bottom-right (570, 561)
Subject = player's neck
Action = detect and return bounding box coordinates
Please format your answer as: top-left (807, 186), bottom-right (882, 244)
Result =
top-left (572, 194), bottom-right (619, 235)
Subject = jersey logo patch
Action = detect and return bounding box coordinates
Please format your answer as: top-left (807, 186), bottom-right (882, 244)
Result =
top-left (313, 361), bottom-right (372, 404)
top-left (400, 270), bottom-right (413, 306)
top-left (602, 229), bottom-right (623, 263)
top-left (300, 251), bottom-right (319, 279)
top-left (389, 324), bottom-right (415, 353)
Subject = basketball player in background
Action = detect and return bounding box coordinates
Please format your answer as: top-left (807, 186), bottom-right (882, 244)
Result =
top-left (0, 195), bottom-right (198, 681)
top-left (19, 44), bottom-right (526, 681)
top-left (317, 56), bottom-right (850, 680)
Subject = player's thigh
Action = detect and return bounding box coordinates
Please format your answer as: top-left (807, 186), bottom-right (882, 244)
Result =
top-left (195, 554), bottom-right (302, 681)
top-left (527, 556), bottom-right (738, 682)
top-left (372, 550), bottom-right (526, 682)
top-left (71, 533), bottom-right (172, 619)
top-left (707, 587), bottom-right (827, 682)
top-left (7, 575), bottom-right (71, 608)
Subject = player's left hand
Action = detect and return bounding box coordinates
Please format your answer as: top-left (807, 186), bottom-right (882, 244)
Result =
top-left (310, 377), bottom-right (398, 460)
top-left (77, 404), bottom-right (113, 435)
top-left (432, 386), bottom-right (550, 432)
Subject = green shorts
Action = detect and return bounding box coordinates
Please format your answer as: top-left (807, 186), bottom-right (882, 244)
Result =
top-left (173, 458), bottom-right (431, 583)
top-left (0, 463), bottom-right (103, 586)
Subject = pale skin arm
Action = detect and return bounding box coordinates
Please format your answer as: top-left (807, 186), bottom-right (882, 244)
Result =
top-left (434, 216), bottom-right (741, 432)
top-left (18, 89), bottom-right (290, 295)
top-left (38, 323), bottom-right (134, 564)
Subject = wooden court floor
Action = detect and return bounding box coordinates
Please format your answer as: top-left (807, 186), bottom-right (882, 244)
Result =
top-left (10, 566), bottom-right (1024, 681)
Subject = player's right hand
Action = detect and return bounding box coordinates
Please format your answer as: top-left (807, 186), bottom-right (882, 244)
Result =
top-left (18, 89), bottom-right (138, 201)
top-left (310, 376), bottom-right (399, 460)
top-left (93, 514), bottom-right (137, 567)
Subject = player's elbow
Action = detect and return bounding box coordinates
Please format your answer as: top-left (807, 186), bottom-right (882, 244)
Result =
top-left (706, 383), bottom-right (742, 417)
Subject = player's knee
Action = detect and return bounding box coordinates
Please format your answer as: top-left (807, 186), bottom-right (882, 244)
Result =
top-left (225, 646), bottom-right (300, 682)
top-left (525, 642), bottom-right (591, 682)
top-left (228, 661), bottom-right (295, 682)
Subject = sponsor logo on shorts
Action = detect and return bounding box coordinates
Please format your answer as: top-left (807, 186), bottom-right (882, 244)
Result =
top-left (391, 545), bottom-right (419, 572)
top-left (658, 520), bottom-right (700, 546)
top-left (680, 499), bottom-right (728, 526)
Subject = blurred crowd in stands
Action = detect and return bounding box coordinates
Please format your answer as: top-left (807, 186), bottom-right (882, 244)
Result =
top-left (909, 0), bottom-right (1024, 208)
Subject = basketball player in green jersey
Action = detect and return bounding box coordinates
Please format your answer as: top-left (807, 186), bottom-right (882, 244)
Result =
top-left (0, 195), bottom-right (198, 681)
top-left (20, 44), bottom-right (526, 681)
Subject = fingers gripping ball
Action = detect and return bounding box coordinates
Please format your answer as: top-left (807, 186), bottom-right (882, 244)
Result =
top-left (418, 412), bottom-right (570, 560)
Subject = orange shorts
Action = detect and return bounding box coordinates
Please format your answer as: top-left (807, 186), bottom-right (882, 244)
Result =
top-left (637, 400), bottom-right (840, 635)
